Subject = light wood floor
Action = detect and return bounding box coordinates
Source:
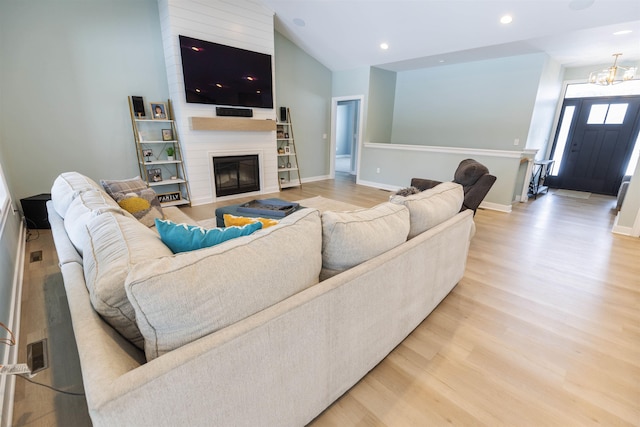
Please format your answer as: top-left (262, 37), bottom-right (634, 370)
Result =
top-left (13, 174), bottom-right (639, 426)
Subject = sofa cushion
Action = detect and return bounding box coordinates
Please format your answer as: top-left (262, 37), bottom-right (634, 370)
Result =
top-left (113, 188), bottom-right (164, 227)
top-left (125, 208), bottom-right (322, 361)
top-left (320, 202), bottom-right (409, 280)
top-left (64, 189), bottom-right (124, 255)
top-left (100, 176), bottom-right (147, 199)
top-left (389, 181), bottom-right (463, 239)
top-left (155, 218), bottom-right (263, 253)
top-left (83, 212), bottom-right (174, 349)
top-left (51, 172), bottom-right (103, 218)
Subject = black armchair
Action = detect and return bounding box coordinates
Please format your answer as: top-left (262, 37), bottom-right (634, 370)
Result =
top-left (411, 158), bottom-right (496, 214)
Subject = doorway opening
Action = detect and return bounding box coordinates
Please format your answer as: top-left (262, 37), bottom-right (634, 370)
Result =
top-left (546, 82), bottom-right (640, 195)
top-left (331, 96), bottom-right (363, 180)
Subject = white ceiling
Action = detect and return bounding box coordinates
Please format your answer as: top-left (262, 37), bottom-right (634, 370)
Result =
top-left (261, 0), bottom-right (640, 72)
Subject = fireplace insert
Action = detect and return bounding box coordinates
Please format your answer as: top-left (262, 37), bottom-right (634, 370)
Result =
top-left (213, 155), bottom-right (260, 197)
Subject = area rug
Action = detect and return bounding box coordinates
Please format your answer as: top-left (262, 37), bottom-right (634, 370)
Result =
top-left (295, 196), bottom-right (363, 212)
top-left (553, 189), bottom-right (591, 199)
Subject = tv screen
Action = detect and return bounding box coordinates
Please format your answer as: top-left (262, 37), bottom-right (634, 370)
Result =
top-left (179, 35), bottom-right (273, 109)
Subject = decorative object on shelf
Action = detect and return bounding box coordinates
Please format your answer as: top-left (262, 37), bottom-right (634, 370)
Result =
top-left (588, 53), bottom-right (637, 86)
top-left (128, 96), bottom-right (191, 207)
top-left (284, 146), bottom-right (291, 154)
top-left (147, 167), bottom-right (162, 182)
top-left (142, 149), bottom-right (153, 162)
top-left (157, 192), bottom-right (181, 204)
top-left (287, 162), bottom-right (291, 168)
top-left (284, 133), bottom-right (289, 138)
top-left (166, 147), bottom-right (175, 161)
top-left (150, 102), bottom-right (168, 120)
top-left (278, 147), bottom-right (284, 154)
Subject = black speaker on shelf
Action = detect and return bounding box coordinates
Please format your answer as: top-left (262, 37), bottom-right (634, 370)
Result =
top-left (216, 107), bottom-right (253, 117)
top-left (20, 193), bottom-right (51, 229)
top-left (280, 107), bottom-right (287, 122)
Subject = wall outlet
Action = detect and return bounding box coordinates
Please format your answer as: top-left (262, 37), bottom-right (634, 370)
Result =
top-left (376, 167), bottom-right (380, 173)
top-left (514, 138), bottom-right (520, 146)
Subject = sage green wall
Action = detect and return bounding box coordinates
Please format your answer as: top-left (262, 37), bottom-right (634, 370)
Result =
top-left (274, 32), bottom-right (332, 179)
top-left (332, 68), bottom-right (371, 98)
top-left (0, 0), bottom-right (168, 202)
top-left (367, 67), bottom-right (396, 143)
top-left (390, 53), bottom-right (546, 150)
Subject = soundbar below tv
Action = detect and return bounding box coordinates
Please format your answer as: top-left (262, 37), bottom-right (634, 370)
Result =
top-left (179, 35), bottom-right (274, 109)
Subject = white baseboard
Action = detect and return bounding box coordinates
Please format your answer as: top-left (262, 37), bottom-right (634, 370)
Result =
top-left (301, 175), bottom-right (331, 184)
top-left (612, 213), bottom-right (634, 236)
top-left (0, 220), bottom-right (26, 427)
top-left (355, 179), bottom-right (398, 192)
top-left (479, 201), bottom-right (512, 213)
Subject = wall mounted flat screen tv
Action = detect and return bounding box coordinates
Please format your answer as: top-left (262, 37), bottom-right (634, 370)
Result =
top-left (179, 35), bottom-right (273, 109)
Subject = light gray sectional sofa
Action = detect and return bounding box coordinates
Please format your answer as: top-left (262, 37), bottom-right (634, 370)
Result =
top-left (47, 171), bottom-right (475, 427)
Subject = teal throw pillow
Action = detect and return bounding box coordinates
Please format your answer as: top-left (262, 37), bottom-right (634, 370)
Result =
top-left (155, 219), bottom-right (263, 253)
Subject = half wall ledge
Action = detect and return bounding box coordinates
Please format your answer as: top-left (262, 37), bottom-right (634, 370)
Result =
top-left (190, 117), bottom-right (277, 132)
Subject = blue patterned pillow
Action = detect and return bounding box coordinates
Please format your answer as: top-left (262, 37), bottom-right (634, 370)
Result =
top-left (155, 219), bottom-right (263, 253)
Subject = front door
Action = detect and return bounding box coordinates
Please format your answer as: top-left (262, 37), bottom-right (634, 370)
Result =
top-left (550, 96), bottom-right (640, 195)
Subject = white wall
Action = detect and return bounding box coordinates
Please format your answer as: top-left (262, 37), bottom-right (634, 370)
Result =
top-left (158, 0), bottom-right (278, 205)
top-left (526, 57), bottom-right (563, 157)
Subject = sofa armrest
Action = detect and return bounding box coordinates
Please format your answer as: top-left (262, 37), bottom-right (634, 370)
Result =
top-left (410, 178), bottom-right (442, 191)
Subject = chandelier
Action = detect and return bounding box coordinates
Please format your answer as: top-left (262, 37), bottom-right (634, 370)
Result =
top-left (588, 53), bottom-right (637, 85)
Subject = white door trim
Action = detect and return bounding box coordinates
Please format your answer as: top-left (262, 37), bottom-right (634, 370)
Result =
top-left (330, 95), bottom-right (364, 179)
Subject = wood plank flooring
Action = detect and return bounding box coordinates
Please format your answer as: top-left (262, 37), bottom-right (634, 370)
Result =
top-left (13, 174), bottom-right (639, 426)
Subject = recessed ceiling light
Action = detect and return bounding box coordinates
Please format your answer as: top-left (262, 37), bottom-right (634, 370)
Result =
top-left (500, 15), bottom-right (513, 24)
top-left (613, 30), bottom-right (633, 36)
top-left (293, 18), bottom-right (306, 27)
top-left (380, 43), bottom-right (389, 50)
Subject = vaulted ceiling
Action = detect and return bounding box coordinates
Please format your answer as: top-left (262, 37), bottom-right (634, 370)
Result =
top-left (261, 0), bottom-right (640, 72)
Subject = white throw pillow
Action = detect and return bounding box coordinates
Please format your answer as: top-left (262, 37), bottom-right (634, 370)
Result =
top-left (320, 202), bottom-right (409, 280)
top-left (389, 181), bottom-right (463, 239)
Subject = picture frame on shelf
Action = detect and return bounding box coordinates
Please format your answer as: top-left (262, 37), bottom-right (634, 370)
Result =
top-left (142, 149), bottom-right (153, 162)
top-left (147, 167), bottom-right (162, 182)
top-left (150, 102), bottom-right (167, 120)
top-left (284, 146), bottom-right (291, 154)
top-left (162, 129), bottom-right (173, 141)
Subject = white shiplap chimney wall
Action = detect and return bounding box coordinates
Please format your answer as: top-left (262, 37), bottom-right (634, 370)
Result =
top-left (157, 0), bottom-right (278, 205)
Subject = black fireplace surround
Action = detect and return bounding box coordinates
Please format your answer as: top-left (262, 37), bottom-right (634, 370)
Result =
top-left (213, 155), bottom-right (260, 197)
